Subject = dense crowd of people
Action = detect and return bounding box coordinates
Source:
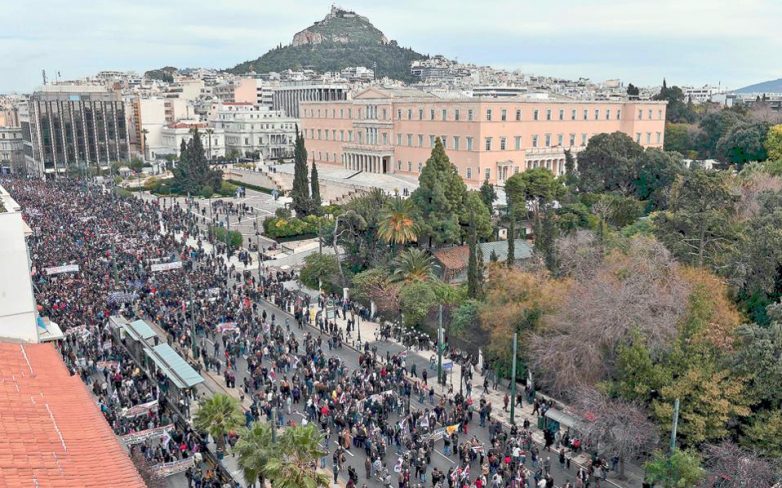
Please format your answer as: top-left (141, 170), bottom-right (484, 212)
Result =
top-left (5, 177), bottom-right (609, 488)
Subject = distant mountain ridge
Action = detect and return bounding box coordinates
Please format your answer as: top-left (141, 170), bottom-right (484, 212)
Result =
top-left (734, 78), bottom-right (782, 94)
top-left (228, 7), bottom-right (427, 82)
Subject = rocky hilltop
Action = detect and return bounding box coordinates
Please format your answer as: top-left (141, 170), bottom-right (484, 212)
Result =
top-left (229, 7), bottom-right (426, 82)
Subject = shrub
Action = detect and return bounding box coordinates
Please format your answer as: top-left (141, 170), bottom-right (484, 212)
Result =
top-left (211, 226), bottom-right (243, 249)
top-left (218, 181), bottom-right (238, 197)
top-left (200, 185), bottom-right (214, 198)
top-left (144, 177), bottom-right (161, 192)
top-left (300, 253), bottom-right (340, 292)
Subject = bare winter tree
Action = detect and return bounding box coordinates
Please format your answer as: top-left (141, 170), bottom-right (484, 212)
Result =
top-left (700, 441), bottom-right (781, 488)
top-left (574, 387), bottom-right (659, 479)
top-left (528, 236), bottom-right (691, 397)
top-left (556, 230), bottom-right (603, 279)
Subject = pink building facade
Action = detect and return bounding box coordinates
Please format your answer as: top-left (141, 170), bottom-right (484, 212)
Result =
top-left (300, 87), bottom-right (667, 186)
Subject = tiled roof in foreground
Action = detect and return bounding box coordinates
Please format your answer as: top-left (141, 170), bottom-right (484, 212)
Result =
top-left (0, 342), bottom-right (145, 488)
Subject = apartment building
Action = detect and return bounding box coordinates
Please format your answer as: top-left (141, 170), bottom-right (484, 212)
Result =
top-left (160, 122), bottom-right (225, 159)
top-left (300, 87), bottom-right (667, 185)
top-left (0, 127), bottom-right (24, 174)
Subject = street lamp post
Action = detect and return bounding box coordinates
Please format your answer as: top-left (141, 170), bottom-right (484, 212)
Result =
top-left (510, 332), bottom-right (518, 425)
top-left (437, 304), bottom-right (444, 387)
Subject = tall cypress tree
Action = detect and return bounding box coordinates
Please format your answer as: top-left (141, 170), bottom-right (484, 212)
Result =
top-left (291, 128), bottom-right (310, 216)
top-left (507, 211), bottom-right (515, 268)
top-left (467, 206), bottom-right (483, 299)
top-left (172, 128), bottom-right (220, 195)
top-left (310, 158), bottom-right (321, 213)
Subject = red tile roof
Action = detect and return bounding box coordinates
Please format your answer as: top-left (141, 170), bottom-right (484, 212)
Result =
top-left (0, 342), bottom-right (145, 488)
top-left (433, 245), bottom-right (470, 271)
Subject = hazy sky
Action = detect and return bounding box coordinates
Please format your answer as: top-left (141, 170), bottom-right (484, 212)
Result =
top-left (2, 0), bottom-right (780, 93)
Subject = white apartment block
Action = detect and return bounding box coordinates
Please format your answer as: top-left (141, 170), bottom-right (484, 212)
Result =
top-left (209, 102), bottom-right (296, 160)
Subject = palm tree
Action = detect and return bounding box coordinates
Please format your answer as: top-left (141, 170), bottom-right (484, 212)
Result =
top-left (391, 248), bottom-right (434, 283)
top-left (234, 422), bottom-right (275, 488)
top-left (265, 423), bottom-right (328, 488)
top-left (378, 196), bottom-right (418, 246)
top-left (193, 393), bottom-right (244, 456)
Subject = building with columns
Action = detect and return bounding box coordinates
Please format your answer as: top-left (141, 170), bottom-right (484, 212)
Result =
top-left (272, 84), bottom-right (349, 118)
top-left (299, 87), bottom-right (667, 186)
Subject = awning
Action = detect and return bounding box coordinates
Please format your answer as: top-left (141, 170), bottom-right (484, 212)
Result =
top-left (544, 408), bottom-right (585, 431)
top-left (144, 344), bottom-right (203, 389)
top-left (125, 319), bottom-right (158, 341)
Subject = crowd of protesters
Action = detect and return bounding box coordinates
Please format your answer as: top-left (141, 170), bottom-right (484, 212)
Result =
top-left (4, 177), bottom-right (609, 488)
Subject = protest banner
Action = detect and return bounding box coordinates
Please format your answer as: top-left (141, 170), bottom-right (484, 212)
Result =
top-left (122, 399), bottom-right (159, 418)
top-left (45, 264), bottom-right (80, 275)
top-left (151, 261), bottom-right (182, 272)
top-left (120, 424), bottom-right (174, 445)
top-left (150, 456), bottom-right (195, 477)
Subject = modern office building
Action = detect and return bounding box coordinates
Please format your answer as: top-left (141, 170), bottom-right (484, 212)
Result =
top-left (272, 83), bottom-right (349, 118)
top-left (19, 85), bottom-right (130, 177)
top-left (0, 127), bottom-right (24, 174)
top-left (299, 87), bottom-right (667, 185)
top-left (209, 102), bottom-right (296, 160)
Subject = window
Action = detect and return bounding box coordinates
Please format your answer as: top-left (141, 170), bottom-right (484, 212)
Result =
top-left (638, 110), bottom-right (643, 119)
top-left (546, 109), bottom-right (552, 120)
top-left (466, 137), bottom-right (474, 151)
top-left (501, 109), bottom-right (507, 121)
top-left (571, 109), bottom-right (577, 120)
top-left (466, 168), bottom-right (472, 179)
top-left (581, 133), bottom-right (587, 146)
top-left (557, 134), bottom-right (563, 146)
top-left (658, 109), bottom-right (663, 120)
top-left (442, 109), bottom-right (447, 121)
top-left (397, 109), bottom-right (401, 120)
top-left (418, 134), bottom-right (423, 147)
top-left (340, 109), bottom-right (344, 118)
top-left (617, 109), bottom-right (621, 119)
top-left (468, 109), bottom-right (474, 121)
top-left (317, 129), bottom-right (322, 139)
top-left (515, 109), bottom-right (521, 121)
top-left (484, 168), bottom-right (491, 181)
top-left (408, 161), bottom-right (412, 172)
top-left (569, 134), bottom-right (575, 146)
top-left (397, 134), bottom-right (402, 145)
top-left (441, 136), bottom-right (447, 149)
top-left (594, 109), bottom-right (599, 120)
top-left (648, 109), bottom-right (653, 120)
top-left (656, 132), bottom-right (661, 144)
top-left (532, 135), bottom-right (539, 148)
top-left (332, 109), bottom-right (336, 118)
top-left (486, 109), bottom-right (493, 121)
top-left (407, 134), bottom-right (413, 146)
top-left (397, 160), bottom-right (401, 170)
top-left (455, 109), bottom-right (460, 121)
top-left (636, 132), bottom-right (641, 143)
top-left (332, 129), bottom-right (336, 140)
top-left (559, 109), bottom-right (564, 120)
top-left (418, 109), bottom-right (424, 120)
top-left (583, 109), bottom-right (588, 120)
top-left (430, 135), bottom-right (436, 147)
top-left (606, 109), bottom-right (611, 120)
top-left (515, 136), bottom-right (521, 150)
top-left (431, 109), bottom-right (436, 120)
top-left (407, 109), bottom-right (412, 119)
top-left (646, 132), bottom-right (651, 144)
top-left (453, 136), bottom-right (460, 150)
top-left (545, 134), bottom-right (551, 147)
top-left (358, 132), bottom-right (363, 144)
top-left (348, 109), bottom-right (352, 118)
top-left (340, 130), bottom-right (344, 141)
top-left (500, 137), bottom-right (506, 150)
top-left (533, 109), bottom-right (539, 121)
top-left (418, 162), bottom-right (423, 172)
top-left (382, 132), bottom-right (388, 145)
top-left (485, 137), bottom-right (493, 150)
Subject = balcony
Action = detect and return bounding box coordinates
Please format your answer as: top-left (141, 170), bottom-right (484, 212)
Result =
top-left (342, 143), bottom-right (394, 154)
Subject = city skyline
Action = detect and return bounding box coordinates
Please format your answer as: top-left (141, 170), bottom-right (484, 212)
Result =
top-left (2, 0), bottom-right (780, 93)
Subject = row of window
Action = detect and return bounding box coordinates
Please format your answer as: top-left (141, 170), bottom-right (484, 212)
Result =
top-left (307, 129), bottom-right (662, 150)
top-left (303, 105), bottom-right (664, 122)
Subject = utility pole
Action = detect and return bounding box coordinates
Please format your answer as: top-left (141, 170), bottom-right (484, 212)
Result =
top-left (437, 304), bottom-right (443, 386)
top-left (510, 332), bottom-right (518, 425)
top-left (670, 398), bottom-right (680, 453)
top-left (271, 406), bottom-right (277, 443)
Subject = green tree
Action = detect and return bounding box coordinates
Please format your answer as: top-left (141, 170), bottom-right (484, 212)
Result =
top-left (696, 110), bottom-right (744, 159)
top-left (577, 132), bottom-right (645, 194)
top-left (653, 81), bottom-right (697, 123)
top-left (171, 128), bottom-right (222, 195)
top-left (741, 410), bottom-right (782, 458)
top-left (466, 202), bottom-right (483, 299)
top-left (265, 423), bottom-right (329, 488)
top-left (644, 449), bottom-right (705, 488)
top-left (235, 422), bottom-right (275, 487)
top-left (399, 280), bottom-right (438, 327)
top-left (391, 248), bottom-right (434, 283)
top-left (291, 129), bottom-right (311, 216)
top-left (479, 179), bottom-right (497, 210)
top-left (766, 124), bottom-right (782, 161)
top-left (717, 121), bottom-right (770, 167)
top-left (450, 299), bottom-right (480, 334)
top-left (462, 191), bottom-right (493, 241)
top-left (310, 160), bottom-right (321, 213)
top-left (300, 253), bottom-right (340, 291)
top-left (563, 148), bottom-right (578, 187)
top-left (664, 123), bottom-right (695, 156)
top-left (378, 196), bottom-right (419, 247)
top-left (653, 169), bottom-right (738, 268)
top-left (634, 148), bottom-right (685, 210)
top-left (410, 138), bottom-right (467, 246)
top-left (193, 394), bottom-right (244, 455)
top-left (733, 321), bottom-right (782, 408)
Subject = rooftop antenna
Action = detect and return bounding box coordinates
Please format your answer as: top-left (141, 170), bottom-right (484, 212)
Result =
top-left (41, 69), bottom-right (47, 85)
